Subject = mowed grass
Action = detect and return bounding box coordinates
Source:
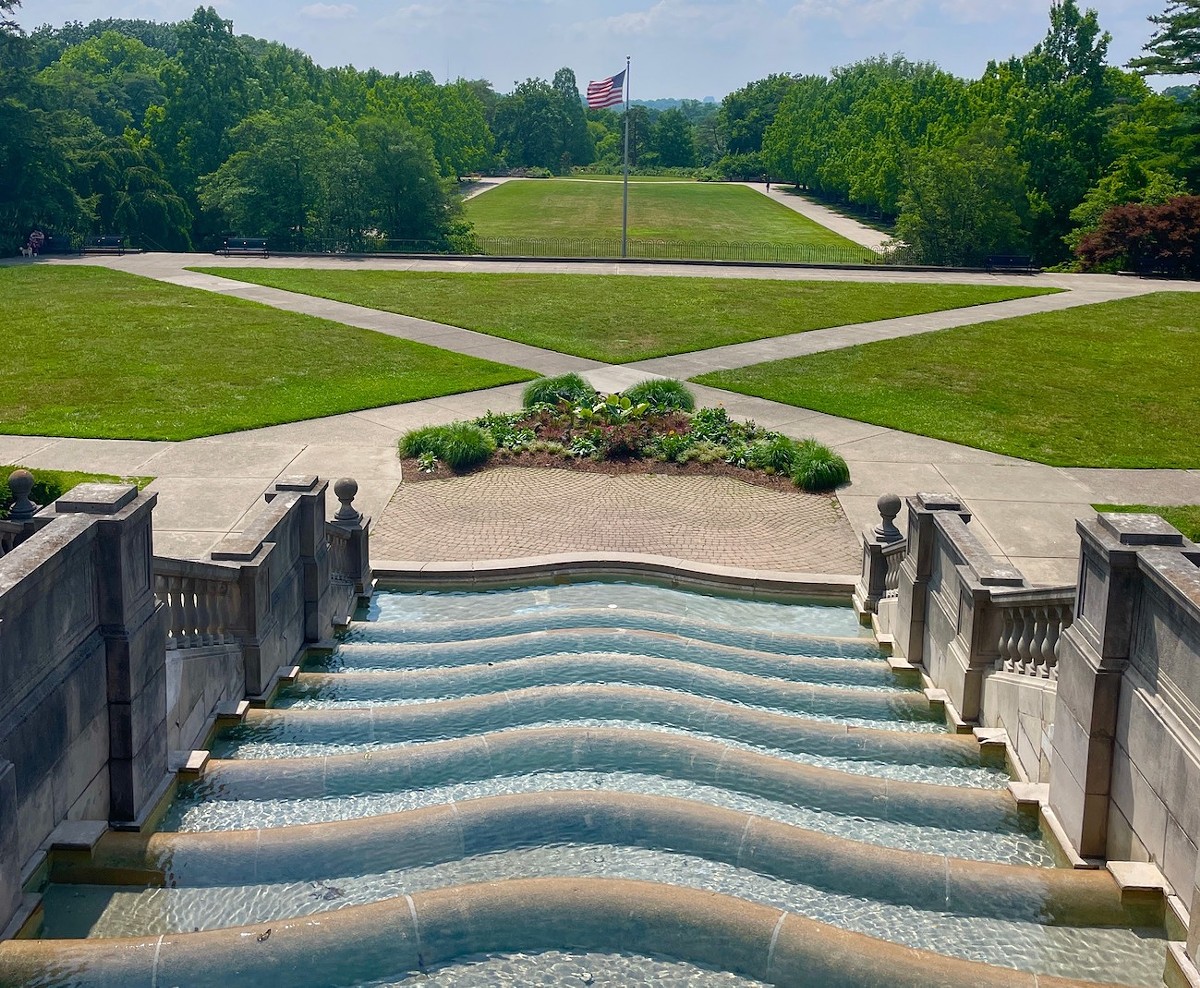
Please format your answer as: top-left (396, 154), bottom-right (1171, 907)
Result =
top-left (465, 179), bottom-right (860, 248)
top-left (695, 293), bottom-right (1199, 469)
top-left (196, 268), bottom-right (1059, 364)
top-left (555, 175), bottom-right (697, 182)
top-left (1094, 504), bottom-right (1200, 542)
top-left (0, 266), bottom-right (534, 440)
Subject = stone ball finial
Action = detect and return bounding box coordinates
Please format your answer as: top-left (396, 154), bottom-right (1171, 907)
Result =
top-left (873, 493), bottom-right (903, 544)
top-left (7, 469), bottom-right (39, 521)
top-left (333, 476), bottom-right (361, 523)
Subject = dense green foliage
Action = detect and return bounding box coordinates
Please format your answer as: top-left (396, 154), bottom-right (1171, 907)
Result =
top-left (401, 397), bottom-right (849, 491)
top-left (694, 293), bottom-right (1200, 469)
top-left (197, 268), bottom-right (1057, 363)
top-left (622, 379), bottom-right (696, 413)
top-left (522, 374), bottom-right (598, 409)
top-left (4, 0), bottom-right (1193, 264)
top-left (0, 266), bottom-right (534, 440)
top-left (398, 423), bottom-right (496, 472)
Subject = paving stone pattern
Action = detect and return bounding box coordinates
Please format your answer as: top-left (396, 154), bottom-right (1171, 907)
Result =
top-left (374, 467), bottom-right (862, 573)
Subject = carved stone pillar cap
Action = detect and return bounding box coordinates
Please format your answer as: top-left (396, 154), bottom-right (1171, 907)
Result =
top-left (333, 477), bottom-right (362, 523)
top-left (6, 469), bottom-right (38, 521)
top-left (873, 493), bottom-right (903, 544)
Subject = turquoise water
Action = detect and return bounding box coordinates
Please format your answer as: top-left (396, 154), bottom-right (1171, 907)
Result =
top-left (34, 582), bottom-right (1169, 986)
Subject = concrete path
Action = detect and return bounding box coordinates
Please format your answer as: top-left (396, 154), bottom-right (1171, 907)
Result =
top-left (5, 252), bottom-right (1198, 585)
top-left (740, 183), bottom-right (893, 253)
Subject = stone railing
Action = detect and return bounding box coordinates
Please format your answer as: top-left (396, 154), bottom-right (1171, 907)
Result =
top-left (0, 473), bottom-right (372, 942)
top-left (154, 558), bottom-right (241, 649)
top-left (992, 589), bottom-right (1073, 681)
top-left (858, 495), bottom-right (1200, 982)
top-left (883, 542), bottom-right (905, 599)
top-left (0, 471), bottom-right (47, 560)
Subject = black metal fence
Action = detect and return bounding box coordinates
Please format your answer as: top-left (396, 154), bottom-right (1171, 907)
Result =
top-left (303, 236), bottom-right (886, 266)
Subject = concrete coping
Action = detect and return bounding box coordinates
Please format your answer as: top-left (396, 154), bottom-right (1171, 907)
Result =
top-left (373, 554), bottom-right (857, 602)
top-left (53, 483), bottom-right (137, 515)
top-left (1098, 512), bottom-right (1186, 547)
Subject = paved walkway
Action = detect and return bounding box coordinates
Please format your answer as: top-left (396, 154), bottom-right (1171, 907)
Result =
top-left (739, 183), bottom-right (893, 252)
top-left (374, 468), bottom-right (862, 574)
top-left (4, 251), bottom-right (1198, 584)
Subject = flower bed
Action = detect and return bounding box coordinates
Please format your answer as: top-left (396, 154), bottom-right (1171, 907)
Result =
top-left (399, 376), bottom-right (851, 494)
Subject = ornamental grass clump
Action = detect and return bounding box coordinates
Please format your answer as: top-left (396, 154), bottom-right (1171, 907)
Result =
top-left (399, 423), bottom-right (495, 472)
top-left (522, 373), bottom-right (597, 409)
top-left (622, 378), bottom-right (696, 413)
top-left (790, 439), bottom-right (850, 492)
top-left (747, 434), bottom-right (801, 475)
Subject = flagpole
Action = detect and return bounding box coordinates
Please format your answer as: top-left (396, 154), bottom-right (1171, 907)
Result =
top-left (621, 55), bottom-right (630, 259)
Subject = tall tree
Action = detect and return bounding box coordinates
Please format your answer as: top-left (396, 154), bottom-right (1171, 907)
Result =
top-left (1129, 0), bottom-right (1200, 77)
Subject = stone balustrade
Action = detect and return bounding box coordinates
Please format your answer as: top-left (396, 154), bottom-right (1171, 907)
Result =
top-left (0, 472), bottom-right (371, 941)
top-left (154, 560), bottom-right (240, 649)
top-left (993, 590), bottom-right (1073, 681)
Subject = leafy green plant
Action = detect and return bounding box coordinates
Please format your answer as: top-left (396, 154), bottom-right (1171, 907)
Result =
top-left (747, 434), bottom-right (801, 474)
top-left (690, 406), bottom-right (735, 445)
top-left (680, 440), bottom-right (728, 465)
top-left (791, 440), bottom-right (850, 492)
top-left (622, 378), bottom-right (696, 413)
top-left (399, 423), bottom-right (496, 472)
top-left (416, 451), bottom-right (440, 473)
top-left (646, 430), bottom-right (693, 462)
top-left (569, 435), bottom-right (600, 458)
top-left (581, 393), bottom-right (651, 425)
top-left (522, 373), bottom-right (598, 409)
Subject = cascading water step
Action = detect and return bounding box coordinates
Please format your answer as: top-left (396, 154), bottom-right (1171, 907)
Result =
top-left (12, 581), bottom-right (1171, 988)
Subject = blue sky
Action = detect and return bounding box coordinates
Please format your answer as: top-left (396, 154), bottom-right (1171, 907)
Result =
top-left (17, 0), bottom-right (1169, 99)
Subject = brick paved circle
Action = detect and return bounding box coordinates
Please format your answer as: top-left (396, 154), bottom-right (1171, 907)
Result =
top-left (374, 467), bottom-right (861, 573)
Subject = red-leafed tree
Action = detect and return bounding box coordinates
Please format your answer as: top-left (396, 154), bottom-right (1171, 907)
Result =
top-left (1076, 195), bottom-right (1200, 276)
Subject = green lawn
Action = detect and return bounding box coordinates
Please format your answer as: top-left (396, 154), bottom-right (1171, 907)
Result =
top-left (465, 179), bottom-right (863, 250)
top-left (0, 266), bottom-right (534, 441)
top-left (555, 175), bottom-right (697, 183)
top-left (195, 268), bottom-right (1059, 364)
top-left (695, 293), bottom-right (1199, 469)
top-left (1094, 504), bottom-right (1200, 542)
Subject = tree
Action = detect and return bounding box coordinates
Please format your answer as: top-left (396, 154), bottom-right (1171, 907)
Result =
top-left (1076, 195), bottom-right (1200, 275)
top-left (652, 108), bottom-right (695, 167)
top-left (894, 126), bottom-right (1030, 265)
top-left (552, 67), bottom-right (592, 171)
top-left (1129, 0), bottom-right (1200, 78)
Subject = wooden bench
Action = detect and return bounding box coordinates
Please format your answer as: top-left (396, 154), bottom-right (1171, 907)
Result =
top-left (83, 235), bottom-right (126, 256)
top-left (985, 254), bottom-right (1039, 274)
top-left (221, 237), bottom-right (269, 257)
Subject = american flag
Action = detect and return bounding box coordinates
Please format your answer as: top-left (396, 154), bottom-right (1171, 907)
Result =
top-left (587, 69), bottom-right (626, 109)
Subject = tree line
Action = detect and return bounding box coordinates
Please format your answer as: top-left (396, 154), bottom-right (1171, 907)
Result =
top-left (1, 0), bottom-right (1196, 266)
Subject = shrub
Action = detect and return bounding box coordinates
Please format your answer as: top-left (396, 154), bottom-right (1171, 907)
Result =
top-left (1076, 196), bottom-right (1200, 278)
top-left (790, 440), bottom-right (850, 492)
top-left (747, 434), bottom-right (800, 474)
top-left (522, 373), bottom-right (598, 409)
top-left (622, 378), bottom-right (696, 413)
top-left (689, 406), bottom-right (735, 445)
top-left (399, 423), bottom-right (495, 472)
top-left (645, 430), bottom-right (693, 462)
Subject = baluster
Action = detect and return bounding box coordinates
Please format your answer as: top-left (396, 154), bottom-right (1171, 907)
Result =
top-left (1015, 608), bottom-right (1032, 675)
top-left (1029, 606), bottom-right (1048, 677)
top-left (998, 608), bottom-right (1016, 672)
top-left (196, 581), bottom-right (215, 646)
top-left (168, 575), bottom-right (185, 642)
top-left (181, 577), bottom-right (199, 646)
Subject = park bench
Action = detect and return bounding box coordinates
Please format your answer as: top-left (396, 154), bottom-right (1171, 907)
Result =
top-left (985, 254), bottom-right (1039, 274)
top-left (221, 237), bottom-right (269, 257)
top-left (82, 235), bottom-right (126, 256)
top-left (36, 235), bottom-right (78, 255)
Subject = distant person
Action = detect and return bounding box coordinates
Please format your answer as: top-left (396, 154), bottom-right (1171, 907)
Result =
top-left (28, 230), bottom-right (45, 256)
top-left (764, 177), bottom-right (771, 191)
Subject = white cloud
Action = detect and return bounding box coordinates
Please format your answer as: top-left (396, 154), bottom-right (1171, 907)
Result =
top-left (300, 3), bottom-right (357, 20)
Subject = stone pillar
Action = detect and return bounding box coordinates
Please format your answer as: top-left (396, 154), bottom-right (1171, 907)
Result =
top-left (0, 760), bottom-right (19, 935)
top-left (270, 477), bottom-right (333, 646)
top-left (853, 494), bottom-right (903, 618)
top-left (54, 484), bottom-right (168, 826)
top-left (892, 493), bottom-right (971, 664)
top-left (1048, 513), bottom-right (1187, 859)
top-left (331, 477), bottom-right (373, 600)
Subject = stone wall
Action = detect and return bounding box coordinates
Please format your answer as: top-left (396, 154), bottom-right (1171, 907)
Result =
top-left (0, 473), bottom-right (372, 938)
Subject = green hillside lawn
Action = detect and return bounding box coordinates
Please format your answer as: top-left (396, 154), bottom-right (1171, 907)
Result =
top-left (197, 268), bottom-right (1059, 364)
top-left (696, 293), bottom-right (1199, 469)
top-left (465, 179), bottom-right (862, 249)
top-left (0, 266), bottom-right (534, 440)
